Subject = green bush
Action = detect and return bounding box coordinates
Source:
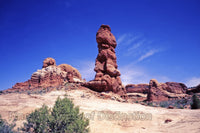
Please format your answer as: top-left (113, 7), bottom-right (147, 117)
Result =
top-left (191, 94), bottom-right (200, 109)
top-left (50, 97), bottom-right (89, 133)
top-left (22, 105), bottom-right (51, 132)
top-left (0, 114), bottom-right (16, 133)
top-left (147, 102), bottom-right (153, 107)
top-left (160, 101), bottom-right (169, 108)
top-left (23, 97), bottom-right (89, 133)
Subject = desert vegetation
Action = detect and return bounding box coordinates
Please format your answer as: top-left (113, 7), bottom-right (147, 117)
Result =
top-left (135, 95), bottom-right (200, 109)
top-left (0, 115), bottom-right (16, 133)
top-left (22, 96), bottom-right (89, 133)
top-left (0, 96), bottom-right (89, 133)
top-left (191, 94), bottom-right (200, 109)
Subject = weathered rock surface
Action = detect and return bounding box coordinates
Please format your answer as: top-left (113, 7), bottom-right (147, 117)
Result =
top-left (125, 84), bottom-right (149, 94)
top-left (58, 64), bottom-right (82, 80)
top-left (147, 79), bottom-right (187, 101)
top-left (5, 58), bottom-right (82, 92)
top-left (42, 57), bottom-right (56, 68)
top-left (187, 84), bottom-right (200, 94)
top-left (82, 24), bottom-right (125, 94)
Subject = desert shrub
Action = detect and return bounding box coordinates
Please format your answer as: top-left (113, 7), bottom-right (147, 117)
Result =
top-left (22, 105), bottom-right (51, 132)
top-left (179, 106), bottom-right (184, 109)
top-left (160, 101), bottom-right (169, 108)
top-left (27, 91), bottom-right (31, 95)
top-left (147, 102), bottom-right (153, 107)
top-left (191, 94), bottom-right (200, 109)
top-left (0, 114), bottom-right (16, 133)
top-left (23, 97), bottom-right (89, 133)
top-left (50, 97), bottom-right (89, 133)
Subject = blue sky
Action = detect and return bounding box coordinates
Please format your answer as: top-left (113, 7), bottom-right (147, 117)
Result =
top-left (0, 0), bottom-right (200, 90)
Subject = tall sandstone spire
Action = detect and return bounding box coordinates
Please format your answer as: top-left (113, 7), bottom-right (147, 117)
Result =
top-left (83, 24), bottom-right (125, 94)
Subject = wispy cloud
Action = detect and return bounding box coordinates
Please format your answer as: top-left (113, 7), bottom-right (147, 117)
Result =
top-left (185, 77), bottom-right (200, 87)
top-left (125, 36), bottom-right (139, 46)
top-left (137, 49), bottom-right (159, 62)
top-left (117, 34), bottom-right (127, 45)
top-left (78, 61), bottom-right (95, 81)
top-left (117, 34), bottom-right (141, 46)
top-left (119, 66), bottom-right (149, 85)
top-left (125, 39), bottom-right (146, 57)
top-left (127, 40), bottom-right (145, 52)
top-left (117, 33), bottom-right (146, 57)
top-left (119, 64), bottom-right (170, 85)
top-left (77, 60), bottom-right (171, 86)
top-left (117, 33), bottom-right (165, 63)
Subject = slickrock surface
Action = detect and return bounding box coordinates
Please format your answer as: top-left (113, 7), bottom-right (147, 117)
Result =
top-left (0, 88), bottom-right (200, 133)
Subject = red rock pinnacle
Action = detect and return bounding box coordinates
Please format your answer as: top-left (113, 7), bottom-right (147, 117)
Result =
top-left (83, 24), bottom-right (125, 94)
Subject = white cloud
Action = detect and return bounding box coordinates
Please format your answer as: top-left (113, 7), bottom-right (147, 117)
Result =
top-left (117, 34), bottom-right (141, 46)
top-left (127, 40), bottom-right (144, 52)
top-left (119, 64), bottom-right (170, 85)
top-left (77, 60), bottom-right (171, 86)
top-left (137, 49), bottom-right (159, 62)
top-left (119, 64), bottom-right (150, 85)
top-left (78, 61), bottom-right (95, 81)
top-left (185, 77), bottom-right (200, 87)
top-left (117, 34), bottom-right (127, 45)
top-left (125, 37), bottom-right (138, 45)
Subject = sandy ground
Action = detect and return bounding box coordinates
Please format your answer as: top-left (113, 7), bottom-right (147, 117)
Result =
top-left (0, 89), bottom-right (200, 133)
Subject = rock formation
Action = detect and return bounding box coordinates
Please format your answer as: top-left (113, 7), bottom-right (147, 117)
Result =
top-left (125, 84), bottom-right (149, 94)
top-left (58, 64), bottom-right (82, 80)
top-left (147, 79), bottom-right (187, 101)
top-left (6, 58), bottom-right (82, 92)
top-left (42, 57), bottom-right (56, 68)
top-left (82, 25), bottom-right (125, 94)
top-left (187, 84), bottom-right (200, 94)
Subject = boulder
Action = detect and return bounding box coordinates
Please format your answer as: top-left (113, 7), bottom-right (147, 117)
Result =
top-left (58, 64), bottom-right (82, 79)
top-left (42, 57), bottom-right (56, 68)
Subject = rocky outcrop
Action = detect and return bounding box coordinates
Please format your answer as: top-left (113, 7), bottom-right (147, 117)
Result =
top-left (125, 84), bottom-right (149, 94)
top-left (42, 57), bottom-right (56, 68)
top-left (187, 84), bottom-right (200, 94)
top-left (147, 79), bottom-right (187, 101)
top-left (82, 25), bottom-right (125, 94)
top-left (6, 58), bottom-right (82, 92)
top-left (58, 64), bottom-right (82, 80)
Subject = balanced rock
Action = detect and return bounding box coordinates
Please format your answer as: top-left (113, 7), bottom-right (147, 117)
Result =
top-left (42, 57), bottom-right (56, 68)
top-left (83, 25), bottom-right (125, 94)
top-left (147, 79), bottom-right (187, 101)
